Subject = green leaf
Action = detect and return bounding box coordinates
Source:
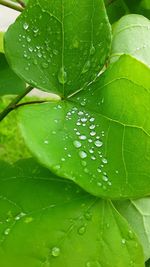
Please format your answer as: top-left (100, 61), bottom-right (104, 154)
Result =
top-left (104, 0), bottom-right (129, 24)
top-left (18, 55), bottom-right (150, 199)
top-left (4, 0), bottom-right (111, 97)
top-left (0, 158), bottom-right (144, 267)
top-left (0, 32), bottom-right (4, 53)
top-left (124, 0), bottom-right (150, 20)
top-left (114, 197), bottom-right (150, 261)
top-left (0, 53), bottom-right (26, 96)
top-left (110, 14), bottom-right (150, 66)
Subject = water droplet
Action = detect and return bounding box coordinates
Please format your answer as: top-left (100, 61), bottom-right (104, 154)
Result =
top-left (78, 226), bottom-right (86, 235)
top-left (73, 140), bottom-right (82, 148)
top-left (23, 22), bottom-right (29, 30)
top-left (102, 175), bottom-right (108, 182)
top-left (89, 117), bottom-right (95, 122)
top-left (44, 140), bottom-right (49, 144)
top-left (15, 212), bottom-right (26, 221)
top-left (51, 247), bottom-right (60, 257)
top-left (4, 228), bottom-right (10, 235)
top-left (121, 238), bottom-right (126, 245)
top-left (82, 60), bottom-right (90, 74)
top-left (79, 151), bottom-right (87, 159)
top-left (90, 45), bottom-right (96, 55)
top-left (89, 124), bottom-right (95, 130)
top-left (79, 135), bottom-right (87, 140)
top-left (94, 140), bottom-right (103, 147)
top-left (90, 131), bottom-right (96, 137)
top-left (97, 168), bottom-right (102, 173)
top-left (81, 117), bottom-right (87, 123)
top-left (102, 158), bottom-right (107, 164)
top-left (58, 67), bottom-right (67, 84)
top-left (89, 149), bottom-right (94, 154)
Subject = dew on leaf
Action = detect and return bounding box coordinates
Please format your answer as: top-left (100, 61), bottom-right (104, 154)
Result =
top-left (86, 260), bottom-right (101, 267)
top-left (51, 247), bottom-right (60, 257)
top-left (4, 228), bottom-right (10, 235)
top-left (73, 140), bottom-right (82, 148)
top-left (90, 131), bottom-right (96, 136)
top-left (58, 67), bottom-right (67, 84)
top-left (94, 140), bottom-right (103, 147)
top-left (23, 22), bottom-right (29, 30)
top-left (102, 158), bottom-right (108, 164)
top-left (79, 135), bottom-right (87, 140)
top-left (79, 151), bottom-right (87, 159)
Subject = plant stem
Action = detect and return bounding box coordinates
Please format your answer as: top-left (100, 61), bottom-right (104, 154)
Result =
top-left (0, 86), bottom-right (33, 121)
top-left (16, 0), bottom-right (26, 8)
top-left (0, 0), bottom-right (23, 12)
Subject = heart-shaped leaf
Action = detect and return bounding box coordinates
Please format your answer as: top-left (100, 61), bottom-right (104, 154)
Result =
top-left (4, 0), bottom-right (111, 97)
top-left (110, 14), bottom-right (150, 66)
top-left (18, 55), bottom-right (150, 199)
top-left (0, 158), bottom-right (144, 267)
top-left (114, 197), bottom-right (150, 261)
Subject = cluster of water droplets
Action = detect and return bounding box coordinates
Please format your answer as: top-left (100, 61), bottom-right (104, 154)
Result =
top-left (45, 103), bottom-right (112, 190)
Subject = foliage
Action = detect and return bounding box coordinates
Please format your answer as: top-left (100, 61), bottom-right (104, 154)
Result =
top-left (0, 0), bottom-right (150, 266)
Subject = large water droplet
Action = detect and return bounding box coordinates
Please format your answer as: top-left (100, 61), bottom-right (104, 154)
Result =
top-left (73, 140), bottom-right (82, 148)
top-left (79, 151), bottom-right (87, 159)
top-left (79, 135), bottom-right (87, 140)
top-left (51, 247), bottom-right (60, 257)
top-left (23, 22), bottom-right (29, 30)
top-left (58, 67), bottom-right (67, 84)
top-left (94, 140), bottom-right (103, 147)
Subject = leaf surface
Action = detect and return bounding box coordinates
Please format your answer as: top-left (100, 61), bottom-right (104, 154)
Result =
top-left (0, 158), bottom-right (144, 267)
top-left (5, 0), bottom-right (111, 97)
top-left (115, 197), bottom-right (150, 261)
top-left (18, 55), bottom-right (150, 199)
top-left (110, 14), bottom-right (150, 66)
top-left (0, 53), bottom-right (25, 96)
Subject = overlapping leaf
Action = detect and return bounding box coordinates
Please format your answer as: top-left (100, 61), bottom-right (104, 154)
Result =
top-left (115, 197), bottom-right (150, 261)
top-left (18, 55), bottom-right (150, 199)
top-left (0, 158), bottom-right (144, 267)
top-left (110, 14), bottom-right (150, 66)
top-left (124, 0), bottom-right (150, 20)
top-left (4, 0), bottom-right (111, 97)
top-left (104, 0), bottom-right (128, 24)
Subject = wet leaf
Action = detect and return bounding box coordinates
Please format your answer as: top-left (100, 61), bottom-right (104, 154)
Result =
top-left (4, 0), bottom-right (111, 97)
top-left (110, 14), bottom-right (150, 66)
top-left (115, 197), bottom-right (150, 261)
top-left (0, 158), bottom-right (144, 267)
top-left (18, 55), bottom-right (150, 199)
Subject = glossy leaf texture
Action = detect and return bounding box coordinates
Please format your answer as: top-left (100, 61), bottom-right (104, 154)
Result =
top-left (104, 0), bottom-right (128, 24)
top-left (18, 55), bottom-right (150, 199)
top-left (0, 53), bottom-right (26, 96)
top-left (4, 0), bottom-right (111, 97)
top-left (110, 14), bottom-right (150, 66)
top-left (0, 158), bottom-right (144, 267)
top-left (114, 197), bottom-right (150, 261)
